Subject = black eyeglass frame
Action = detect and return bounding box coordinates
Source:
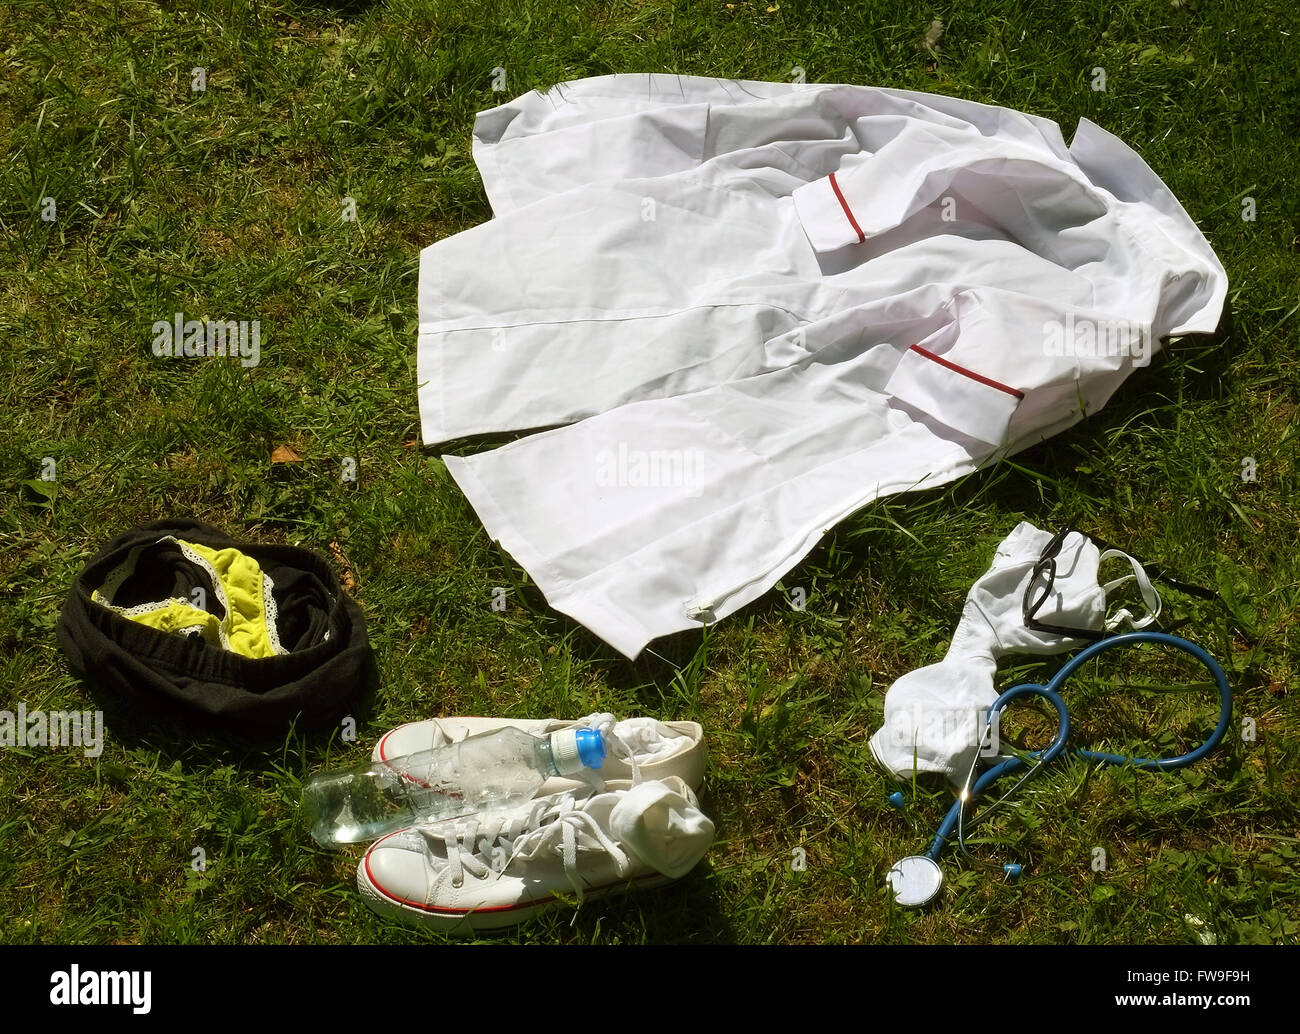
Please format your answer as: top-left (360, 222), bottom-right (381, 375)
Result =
top-left (1021, 525), bottom-right (1107, 641)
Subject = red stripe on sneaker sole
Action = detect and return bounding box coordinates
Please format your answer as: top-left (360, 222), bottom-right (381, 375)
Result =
top-left (377, 727), bottom-right (451, 793)
top-left (362, 845), bottom-right (669, 919)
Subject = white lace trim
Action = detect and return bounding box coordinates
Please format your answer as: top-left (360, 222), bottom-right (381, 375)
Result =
top-left (92, 596), bottom-right (195, 620)
top-left (262, 570), bottom-right (288, 655)
top-left (93, 543), bottom-right (148, 606)
top-left (167, 538), bottom-right (234, 652)
top-left (90, 535), bottom-right (290, 657)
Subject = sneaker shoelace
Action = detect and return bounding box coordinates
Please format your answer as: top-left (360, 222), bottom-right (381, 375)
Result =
top-left (424, 791), bottom-right (631, 904)
top-left (579, 712), bottom-right (641, 789)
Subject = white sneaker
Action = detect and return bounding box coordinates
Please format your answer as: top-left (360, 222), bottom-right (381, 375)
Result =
top-left (371, 712), bottom-right (706, 793)
top-left (356, 777), bottom-right (714, 933)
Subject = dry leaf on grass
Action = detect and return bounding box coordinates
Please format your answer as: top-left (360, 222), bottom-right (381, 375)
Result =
top-left (271, 444), bottom-right (303, 464)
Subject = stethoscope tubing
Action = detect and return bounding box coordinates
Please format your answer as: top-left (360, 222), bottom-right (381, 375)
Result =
top-left (923, 631), bottom-right (1233, 862)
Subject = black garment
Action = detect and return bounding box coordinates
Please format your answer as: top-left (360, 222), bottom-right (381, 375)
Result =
top-left (57, 519), bottom-right (371, 734)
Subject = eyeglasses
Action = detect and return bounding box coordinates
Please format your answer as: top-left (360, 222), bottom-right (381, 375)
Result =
top-left (1022, 526), bottom-right (1106, 641)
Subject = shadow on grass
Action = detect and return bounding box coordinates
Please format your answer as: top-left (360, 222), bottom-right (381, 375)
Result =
top-left (414, 309), bottom-right (1241, 714)
top-left (73, 646), bottom-right (382, 769)
top-left (286, 0), bottom-right (381, 18)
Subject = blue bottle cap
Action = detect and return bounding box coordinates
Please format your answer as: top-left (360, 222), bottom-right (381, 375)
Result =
top-left (575, 728), bottom-right (606, 770)
top-left (1003, 863), bottom-right (1023, 881)
top-left (888, 791), bottom-right (906, 810)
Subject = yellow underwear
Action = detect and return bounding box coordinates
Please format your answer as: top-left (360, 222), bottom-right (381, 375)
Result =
top-left (91, 537), bottom-right (284, 659)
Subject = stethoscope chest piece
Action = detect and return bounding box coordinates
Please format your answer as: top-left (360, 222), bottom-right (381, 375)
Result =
top-left (887, 855), bottom-right (943, 908)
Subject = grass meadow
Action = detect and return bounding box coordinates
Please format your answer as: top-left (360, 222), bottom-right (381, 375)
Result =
top-left (1, 0), bottom-right (1297, 944)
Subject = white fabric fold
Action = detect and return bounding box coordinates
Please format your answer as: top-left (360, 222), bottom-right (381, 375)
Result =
top-left (419, 74), bottom-right (1226, 658)
top-left (869, 521), bottom-right (1161, 782)
top-left (609, 779), bottom-right (716, 879)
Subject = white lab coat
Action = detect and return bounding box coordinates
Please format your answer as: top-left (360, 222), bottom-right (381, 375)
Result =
top-left (418, 74), bottom-right (1227, 659)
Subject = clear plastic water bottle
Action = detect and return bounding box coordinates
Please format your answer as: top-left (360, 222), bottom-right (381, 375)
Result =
top-left (303, 726), bottom-right (606, 846)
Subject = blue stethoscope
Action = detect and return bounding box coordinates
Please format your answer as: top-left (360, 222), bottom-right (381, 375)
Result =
top-left (887, 631), bottom-right (1234, 908)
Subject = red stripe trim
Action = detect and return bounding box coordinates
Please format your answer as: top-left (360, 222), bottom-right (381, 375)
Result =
top-left (909, 345), bottom-right (1025, 400)
top-left (377, 729), bottom-right (439, 790)
top-left (362, 847), bottom-right (666, 916)
top-left (828, 172), bottom-right (866, 244)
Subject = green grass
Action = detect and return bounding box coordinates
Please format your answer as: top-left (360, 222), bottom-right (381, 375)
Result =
top-left (1, 0), bottom-right (1298, 944)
